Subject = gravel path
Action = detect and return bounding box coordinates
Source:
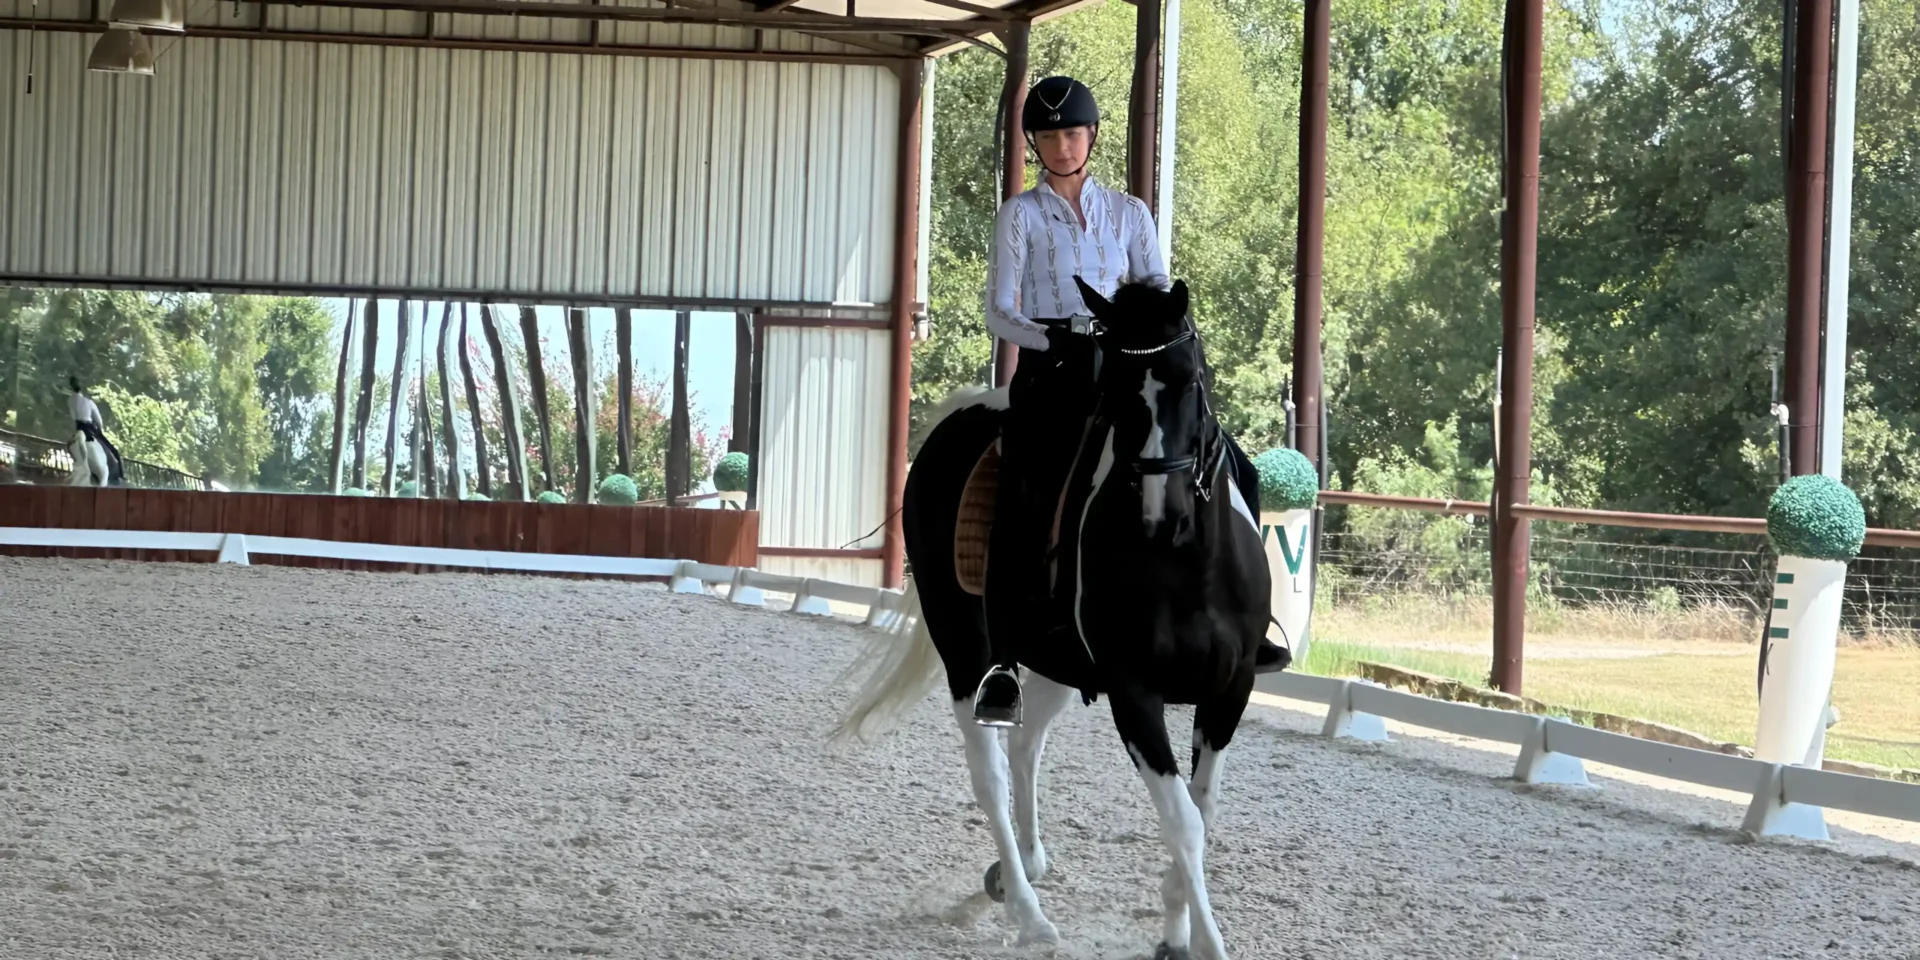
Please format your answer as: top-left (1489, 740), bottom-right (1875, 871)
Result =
top-left (1, 557), bottom-right (1915, 960)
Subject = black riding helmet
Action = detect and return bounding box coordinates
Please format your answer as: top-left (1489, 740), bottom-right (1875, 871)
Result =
top-left (1023, 75), bottom-right (1099, 178)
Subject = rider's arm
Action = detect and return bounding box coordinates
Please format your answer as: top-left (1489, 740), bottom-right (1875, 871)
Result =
top-left (1123, 195), bottom-right (1172, 292)
top-left (985, 198), bottom-right (1053, 352)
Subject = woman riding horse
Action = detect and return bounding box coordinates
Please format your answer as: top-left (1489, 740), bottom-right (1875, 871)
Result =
top-left (67, 377), bottom-right (124, 486)
top-left (978, 75), bottom-right (1284, 726)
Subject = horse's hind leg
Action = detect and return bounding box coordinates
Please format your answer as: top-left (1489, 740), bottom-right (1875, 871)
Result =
top-left (951, 697), bottom-right (1060, 946)
top-left (1008, 672), bottom-right (1076, 883)
top-left (1110, 690), bottom-right (1226, 960)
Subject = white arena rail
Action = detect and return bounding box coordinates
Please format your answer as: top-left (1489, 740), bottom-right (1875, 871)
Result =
top-left (4, 524), bottom-right (1915, 840)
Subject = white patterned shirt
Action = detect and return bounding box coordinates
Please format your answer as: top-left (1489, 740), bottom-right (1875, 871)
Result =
top-left (985, 176), bottom-right (1170, 351)
top-left (69, 392), bottom-right (101, 429)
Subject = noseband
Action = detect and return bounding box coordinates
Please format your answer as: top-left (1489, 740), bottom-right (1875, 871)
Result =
top-left (1093, 322), bottom-right (1224, 502)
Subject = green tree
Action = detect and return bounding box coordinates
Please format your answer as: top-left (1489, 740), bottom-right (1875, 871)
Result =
top-left (255, 297), bottom-right (337, 492)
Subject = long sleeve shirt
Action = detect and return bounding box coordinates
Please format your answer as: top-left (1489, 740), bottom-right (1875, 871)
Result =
top-left (68, 392), bottom-right (102, 430)
top-left (984, 176), bottom-right (1170, 351)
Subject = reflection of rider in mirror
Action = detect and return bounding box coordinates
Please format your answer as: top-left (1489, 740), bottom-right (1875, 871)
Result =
top-left (976, 76), bottom-right (1284, 727)
top-left (68, 376), bottom-right (126, 486)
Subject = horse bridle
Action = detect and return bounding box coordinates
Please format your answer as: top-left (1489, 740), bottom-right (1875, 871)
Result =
top-left (1091, 321), bottom-right (1225, 502)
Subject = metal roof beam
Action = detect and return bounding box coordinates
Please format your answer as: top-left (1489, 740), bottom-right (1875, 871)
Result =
top-left (227, 0), bottom-right (984, 35)
top-left (2, 17), bottom-right (920, 62)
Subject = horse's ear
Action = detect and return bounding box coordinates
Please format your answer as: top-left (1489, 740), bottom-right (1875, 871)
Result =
top-left (1073, 276), bottom-right (1111, 318)
top-left (1168, 279), bottom-right (1190, 321)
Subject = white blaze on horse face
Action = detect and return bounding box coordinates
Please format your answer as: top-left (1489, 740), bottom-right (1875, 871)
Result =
top-left (1139, 372), bottom-right (1169, 527)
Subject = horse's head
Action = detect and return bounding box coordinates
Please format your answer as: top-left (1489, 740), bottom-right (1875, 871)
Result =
top-left (1074, 276), bottom-right (1222, 545)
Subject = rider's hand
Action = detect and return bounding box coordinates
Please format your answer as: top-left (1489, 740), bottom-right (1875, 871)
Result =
top-left (1044, 327), bottom-right (1093, 356)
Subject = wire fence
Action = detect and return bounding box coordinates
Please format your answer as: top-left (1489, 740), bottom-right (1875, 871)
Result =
top-left (1316, 518), bottom-right (1920, 644)
top-left (0, 427), bottom-right (211, 491)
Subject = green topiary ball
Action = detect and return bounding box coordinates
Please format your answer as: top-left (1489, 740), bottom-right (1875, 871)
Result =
top-left (397, 480), bottom-right (418, 498)
top-left (342, 486), bottom-right (372, 497)
top-left (1251, 448), bottom-right (1318, 511)
top-left (536, 489), bottom-right (567, 505)
top-left (713, 452), bottom-right (750, 493)
top-left (1767, 474), bottom-right (1866, 562)
top-left (463, 492), bottom-right (490, 501)
top-left (598, 474), bottom-right (639, 506)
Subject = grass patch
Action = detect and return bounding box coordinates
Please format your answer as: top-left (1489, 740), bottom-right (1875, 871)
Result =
top-left (1299, 639), bottom-right (1487, 687)
top-left (1299, 638), bottom-right (1920, 771)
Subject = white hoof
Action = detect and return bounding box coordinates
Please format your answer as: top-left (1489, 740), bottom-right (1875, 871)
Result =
top-left (1015, 917), bottom-right (1061, 947)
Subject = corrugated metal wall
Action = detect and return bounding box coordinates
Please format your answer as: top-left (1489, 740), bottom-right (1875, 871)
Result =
top-left (0, 25), bottom-right (902, 306)
top-left (756, 323), bottom-right (891, 589)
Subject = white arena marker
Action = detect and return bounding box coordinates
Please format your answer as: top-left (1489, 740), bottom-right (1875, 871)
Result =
top-left (728, 568), bottom-right (766, 608)
top-left (1513, 717), bottom-right (1592, 787)
top-left (669, 561), bottom-right (706, 595)
top-left (217, 533), bottom-right (250, 565)
top-left (1320, 680), bottom-right (1389, 742)
top-left (789, 579), bottom-right (832, 617)
top-left (1741, 763), bottom-right (1830, 841)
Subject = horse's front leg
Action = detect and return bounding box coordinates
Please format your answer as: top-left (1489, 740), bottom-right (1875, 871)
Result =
top-left (1110, 689), bottom-right (1227, 960)
top-left (1007, 672), bottom-right (1076, 884)
top-left (68, 439), bottom-right (91, 486)
top-left (951, 697), bottom-right (1060, 946)
top-left (1178, 673), bottom-right (1254, 957)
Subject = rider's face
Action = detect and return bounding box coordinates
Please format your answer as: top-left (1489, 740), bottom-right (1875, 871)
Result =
top-left (1034, 125), bottom-right (1094, 175)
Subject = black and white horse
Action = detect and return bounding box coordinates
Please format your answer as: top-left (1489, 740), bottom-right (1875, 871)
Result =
top-left (833, 279), bottom-right (1274, 960)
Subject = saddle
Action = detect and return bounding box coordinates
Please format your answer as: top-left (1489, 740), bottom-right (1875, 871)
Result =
top-left (954, 441), bottom-right (999, 595)
top-left (954, 422), bottom-right (1095, 598)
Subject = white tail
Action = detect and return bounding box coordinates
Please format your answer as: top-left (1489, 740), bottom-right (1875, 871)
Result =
top-left (828, 580), bottom-right (945, 746)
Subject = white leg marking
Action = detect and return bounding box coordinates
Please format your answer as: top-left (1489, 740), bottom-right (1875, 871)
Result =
top-left (1186, 737), bottom-right (1230, 952)
top-left (952, 699), bottom-right (1060, 946)
top-left (1008, 674), bottom-right (1076, 883)
top-left (69, 436), bottom-right (92, 486)
top-left (1139, 372), bottom-right (1167, 526)
top-left (1130, 748), bottom-right (1227, 960)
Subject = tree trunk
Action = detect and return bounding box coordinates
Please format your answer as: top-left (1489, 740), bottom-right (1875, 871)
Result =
top-left (480, 303), bottom-right (529, 500)
top-left (418, 308), bottom-right (436, 499)
top-left (439, 303), bottom-right (466, 500)
top-left (730, 310), bottom-right (753, 453)
top-left (616, 308), bottom-right (633, 477)
top-left (518, 305), bottom-right (556, 494)
top-left (666, 309), bottom-right (692, 504)
top-left (351, 298), bottom-right (380, 489)
top-left (458, 305), bottom-right (490, 498)
top-left (567, 308), bottom-right (596, 503)
top-left (382, 301), bottom-right (414, 496)
top-left (328, 299), bottom-right (357, 493)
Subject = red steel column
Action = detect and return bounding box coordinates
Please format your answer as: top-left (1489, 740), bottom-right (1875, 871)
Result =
top-left (884, 60), bottom-right (928, 589)
top-left (995, 22), bottom-right (1030, 388)
top-left (1491, 0), bottom-right (1543, 695)
top-left (1292, 0), bottom-right (1329, 472)
top-left (1784, 0), bottom-right (1832, 477)
top-left (1127, 0), bottom-right (1162, 204)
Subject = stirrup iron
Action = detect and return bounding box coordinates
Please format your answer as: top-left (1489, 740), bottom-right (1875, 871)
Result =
top-left (972, 665), bottom-right (1023, 728)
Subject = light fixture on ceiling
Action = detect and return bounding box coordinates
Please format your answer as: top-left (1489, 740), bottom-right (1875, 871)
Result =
top-left (86, 28), bottom-right (156, 75)
top-left (108, 0), bottom-right (185, 33)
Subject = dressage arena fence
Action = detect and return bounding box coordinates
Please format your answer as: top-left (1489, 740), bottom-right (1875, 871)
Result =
top-left (2, 522), bottom-right (1916, 841)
